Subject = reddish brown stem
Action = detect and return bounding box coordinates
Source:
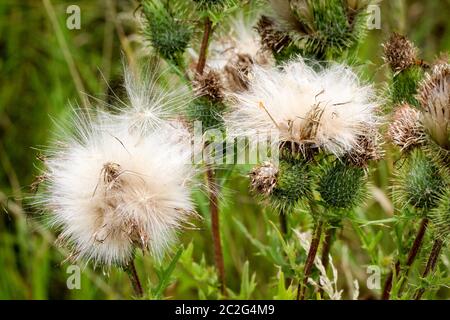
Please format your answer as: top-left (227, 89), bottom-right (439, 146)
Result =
top-left (196, 17), bottom-right (212, 75)
top-left (297, 220), bottom-right (323, 300)
top-left (206, 165), bottom-right (226, 296)
top-left (414, 238), bottom-right (444, 300)
top-left (381, 218), bottom-right (429, 300)
top-left (125, 260), bottom-right (143, 297)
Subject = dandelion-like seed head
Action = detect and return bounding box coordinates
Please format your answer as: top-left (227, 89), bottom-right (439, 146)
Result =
top-left (383, 33), bottom-right (418, 72)
top-left (388, 103), bottom-right (424, 152)
top-left (225, 58), bottom-right (380, 157)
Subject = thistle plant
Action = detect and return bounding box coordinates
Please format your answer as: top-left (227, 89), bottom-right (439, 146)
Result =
top-left (225, 57), bottom-right (381, 299)
top-left (35, 67), bottom-right (200, 297)
top-left (384, 35), bottom-right (449, 299)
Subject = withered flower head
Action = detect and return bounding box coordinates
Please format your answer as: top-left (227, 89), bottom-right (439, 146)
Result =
top-left (193, 69), bottom-right (224, 102)
top-left (383, 33), bottom-right (418, 72)
top-left (255, 15), bottom-right (291, 54)
top-left (249, 162), bottom-right (279, 196)
top-left (388, 103), bottom-right (424, 152)
top-left (416, 63), bottom-right (450, 150)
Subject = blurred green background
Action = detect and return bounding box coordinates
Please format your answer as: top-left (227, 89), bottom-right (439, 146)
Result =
top-left (0, 0), bottom-right (449, 299)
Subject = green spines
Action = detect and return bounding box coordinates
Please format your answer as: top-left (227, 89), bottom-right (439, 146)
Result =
top-left (430, 190), bottom-right (450, 245)
top-left (291, 0), bottom-right (371, 60)
top-left (187, 96), bottom-right (226, 131)
top-left (318, 161), bottom-right (366, 219)
top-left (391, 65), bottom-right (423, 107)
top-left (271, 159), bottom-right (312, 211)
top-left (142, 1), bottom-right (192, 66)
top-left (398, 150), bottom-right (447, 211)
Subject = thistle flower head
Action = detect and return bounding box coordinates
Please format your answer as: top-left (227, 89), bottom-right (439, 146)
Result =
top-left (204, 13), bottom-right (274, 92)
top-left (318, 160), bottom-right (367, 222)
top-left (225, 58), bottom-right (380, 157)
top-left (388, 103), bottom-right (424, 152)
top-left (37, 67), bottom-right (199, 267)
top-left (255, 15), bottom-right (292, 55)
top-left (383, 33), bottom-right (418, 72)
top-left (269, 0), bottom-right (372, 59)
top-left (192, 69), bottom-right (225, 102)
top-left (416, 63), bottom-right (450, 151)
top-left (394, 149), bottom-right (446, 211)
top-left (249, 161), bottom-right (279, 196)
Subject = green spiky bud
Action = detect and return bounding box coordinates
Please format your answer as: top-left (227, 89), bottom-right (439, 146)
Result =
top-left (187, 96), bottom-right (226, 131)
top-left (142, 1), bottom-right (192, 65)
top-left (272, 0), bottom-right (371, 60)
top-left (395, 150), bottom-right (447, 211)
top-left (318, 161), bottom-right (366, 222)
top-left (270, 159), bottom-right (312, 211)
top-left (391, 65), bottom-right (423, 107)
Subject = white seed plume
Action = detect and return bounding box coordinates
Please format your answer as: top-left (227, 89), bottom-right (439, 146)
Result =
top-left (224, 58), bottom-right (380, 156)
top-left (38, 71), bottom-right (198, 267)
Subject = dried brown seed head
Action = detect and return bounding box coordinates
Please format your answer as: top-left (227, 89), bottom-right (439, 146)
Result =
top-left (416, 63), bottom-right (450, 149)
top-left (255, 15), bottom-right (291, 53)
top-left (383, 33), bottom-right (417, 72)
top-left (193, 69), bottom-right (224, 102)
top-left (388, 103), bottom-right (424, 152)
top-left (224, 53), bottom-right (254, 92)
top-left (347, 133), bottom-right (383, 167)
top-left (249, 162), bottom-right (279, 196)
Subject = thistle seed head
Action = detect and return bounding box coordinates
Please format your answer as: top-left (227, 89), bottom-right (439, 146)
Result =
top-left (193, 69), bottom-right (225, 102)
top-left (249, 162), bottom-right (279, 196)
top-left (255, 15), bottom-right (291, 54)
top-left (383, 33), bottom-right (418, 72)
top-left (388, 103), bottom-right (424, 152)
top-left (416, 63), bottom-right (450, 150)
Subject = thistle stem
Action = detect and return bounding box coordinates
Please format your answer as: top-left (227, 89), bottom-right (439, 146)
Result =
top-left (125, 259), bottom-right (143, 298)
top-left (414, 238), bottom-right (444, 300)
top-left (318, 226), bottom-right (334, 298)
top-left (297, 220), bottom-right (323, 300)
top-left (279, 208), bottom-right (288, 236)
top-left (206, 165), bottom-right (226, 296)
top-left (196, 16), bottom-right (212, 75)
top-left (382, 217), bottom-right (429, 299)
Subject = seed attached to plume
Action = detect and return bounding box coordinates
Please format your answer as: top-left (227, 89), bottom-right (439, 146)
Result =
top-left (383, 33), bottom-right (418, 72)
top-left (388, 103), bottom-right (424, 152)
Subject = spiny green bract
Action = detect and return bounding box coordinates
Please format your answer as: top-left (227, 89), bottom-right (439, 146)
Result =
top-left (318, 160), bottom-right (366, 218)
top-left (430, 190), bottom-right (450, 245)
top-left (292, 0), bottom-right (370, 59)
top-left (398, 150), bottom-right (447, 210)
top-left (193, 0), bottom-right (228, 9)
top-left (187, 96), bottom-right (226, 131)
top-left (391, 65), bottom-right (423, 107)
top-left (142, 1), bottom-right (192, 65)
top-left (270, 159), bottom-right (312, 211)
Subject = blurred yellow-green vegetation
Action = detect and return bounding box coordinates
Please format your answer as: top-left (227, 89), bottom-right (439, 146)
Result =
top-left (0, 0), bottom-right (449, 299)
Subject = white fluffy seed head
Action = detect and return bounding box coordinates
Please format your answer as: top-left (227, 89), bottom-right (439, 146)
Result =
top-left (37, 69), bottom-right (198, 267)
top-left (224, 58), bottom-right (381, 156)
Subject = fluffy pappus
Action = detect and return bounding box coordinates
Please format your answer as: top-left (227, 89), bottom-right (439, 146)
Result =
top-left (224, 58), bottom-right (381, 157)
